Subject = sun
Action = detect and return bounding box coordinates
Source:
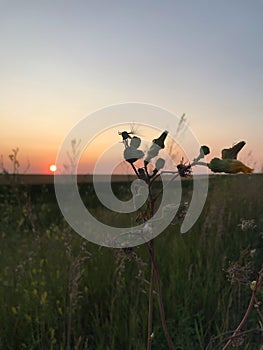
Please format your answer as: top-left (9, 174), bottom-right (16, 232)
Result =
top-left (49, 164), bottom-right (57, 172)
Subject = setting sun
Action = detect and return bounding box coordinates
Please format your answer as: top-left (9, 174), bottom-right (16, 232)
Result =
top-left (49, 164), bottom-right (57, 172)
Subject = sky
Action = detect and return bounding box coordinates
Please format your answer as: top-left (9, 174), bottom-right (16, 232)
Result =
top-left (1, 0), bottom-right (262, 174)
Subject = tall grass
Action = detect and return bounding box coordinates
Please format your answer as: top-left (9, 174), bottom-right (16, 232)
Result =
top-left (0, 174), bottom-right (262, 349)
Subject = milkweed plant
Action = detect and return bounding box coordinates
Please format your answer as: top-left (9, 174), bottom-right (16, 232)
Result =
top-left (119, 128), bottom-right (255, 350)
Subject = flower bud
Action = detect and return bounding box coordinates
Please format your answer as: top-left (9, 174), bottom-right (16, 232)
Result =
top-left (200, 145), bottom-right (210, 156)
top-left (221, 141), bottom-right (245, 159)
top-left (120, 131), bottom-right (131, 140)
top-left (250, 280), bottom-right (256, 291)
top-left (153, 130), bottom-right (168, 149)
top-left (144, 131), bottom-right (168, 165)
top-left (155, 158), bottom-right (165, 171)
top-left (194, 145), bottom-right (210, 162)
top-left (124, 147), bottom-right (144, 164)
top-left (130, 136), bottom-right (141, 149)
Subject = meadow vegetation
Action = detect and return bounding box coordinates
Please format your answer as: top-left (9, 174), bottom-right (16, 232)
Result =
top-left (0, 174), bottom-right (263, 349)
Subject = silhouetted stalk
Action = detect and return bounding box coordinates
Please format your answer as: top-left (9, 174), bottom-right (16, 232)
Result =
top-left (141, 164), bottom-right (176, 349)
top-left (147, 177), bottom-right (155, 350)
top-left (120, 129), bottom-right (181, 350)
top-left (147, 241), bottom-right (176, 350)
top-left (131, 162), bottom-right (139, 177)
top-left (148, 183), bottom-right (175, 349)
top-left (147, 246), bottom-right (155, 350)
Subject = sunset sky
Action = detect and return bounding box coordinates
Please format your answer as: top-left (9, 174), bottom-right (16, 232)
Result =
top-left (1, 0), bottom-right (263, 174)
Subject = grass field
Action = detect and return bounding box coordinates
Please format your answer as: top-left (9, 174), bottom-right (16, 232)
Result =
top-left (0, 174), bottom-right (263, 349)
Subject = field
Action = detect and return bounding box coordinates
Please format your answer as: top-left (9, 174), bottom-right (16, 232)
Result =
top-left (0, 174), bottom-right (263, 350)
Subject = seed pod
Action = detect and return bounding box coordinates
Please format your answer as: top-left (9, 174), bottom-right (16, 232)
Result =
top-left (130, 136), bottom-right (141, 149)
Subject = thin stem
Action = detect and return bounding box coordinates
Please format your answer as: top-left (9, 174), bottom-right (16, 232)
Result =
top-left (147, 177), bottom-right (155, 350)
top-left (128, 157), bottom-right (176, 350)
top-left (152, 160), bottom-right (208, 201)
top-left (222, 267), bottom-right (263, 350)
top-left (147, 241), bottom-right (155, 350)
top-left (152, 171), bottom-right (180, 202)
top-left (147, 243), bottom-right (176, 350)
top-left (130, 162), bottom-right (139, 177)
top-left (206, 328), bottom-right (263, 350)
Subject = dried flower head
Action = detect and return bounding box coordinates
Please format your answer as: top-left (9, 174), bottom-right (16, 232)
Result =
top-left (226, 261), bottom-right (253, 285)
top-left (238, 218), bottom-right (257, 232)
top-left (177, 158), bottom-right (192, 177)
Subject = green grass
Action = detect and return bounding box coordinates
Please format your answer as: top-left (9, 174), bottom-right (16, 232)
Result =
top-left (0, 174), bottom-right (263, 349)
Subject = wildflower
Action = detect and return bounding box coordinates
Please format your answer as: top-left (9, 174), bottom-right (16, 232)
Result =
top-left (238, 218), bottom-right (256, 231)
top-left (40, 291), bottom-right (48, 305)
top-left (208, 158), bottom-right (253, 174)
top-left (208, 140), bottom-right (253, 174)
top-left (11, 306), bottom-right (17, 315)
top-left (226, 261), bottom-right (253, 284)
top-left (49, 327), bottom-right (57, 344)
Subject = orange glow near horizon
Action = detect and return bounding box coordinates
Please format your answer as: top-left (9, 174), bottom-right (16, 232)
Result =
top-left (1, 123), bottom-right (261, 174)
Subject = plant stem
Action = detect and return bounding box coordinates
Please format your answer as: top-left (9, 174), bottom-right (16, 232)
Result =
top-left (147, 241), bottom-right (155, 350)
top-left (131, 162), bottom-right (139, 177)
top-left (222, 267), bottom-right (263, 350)
top-left (147, 163), bottom-right (176, 350)
top-left (129, 160), bottom-right (176, 349)
top-left (147, 242), bottom-right (176, 350)
top-left (147, 174), bottom-right (155, 350)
